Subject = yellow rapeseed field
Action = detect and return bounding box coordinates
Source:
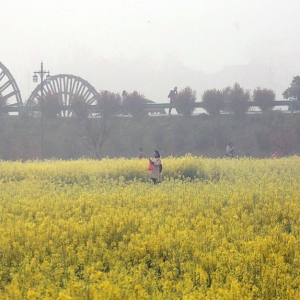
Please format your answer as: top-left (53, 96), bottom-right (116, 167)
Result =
top-left (0, 155), bottom-right (300, 299)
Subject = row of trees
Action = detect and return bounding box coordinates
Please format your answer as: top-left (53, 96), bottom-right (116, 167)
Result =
top-left (202, 84), bottom-right (275, 117)
top-left (0, 77), bottom-right (298, 161)
top-left (173, 76), bottom-right (300, 117)
top-left (39, 90), bottom-right (149, 119)
top-left (2, 77), bottom-right (299, 120)
top-left (38, 84), bottom-right (276, 119)
top-left (73, 75), bottom-right (300, 118)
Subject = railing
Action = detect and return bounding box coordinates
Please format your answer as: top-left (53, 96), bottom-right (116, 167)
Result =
top-left (146, 100), bottom-right (300, 109)
top-left (1, 100), bottom-right (300, 114)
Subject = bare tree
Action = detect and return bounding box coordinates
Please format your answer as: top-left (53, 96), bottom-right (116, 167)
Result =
top-left (0, 115), bottom-right (40, 161)
top-left (77, 114), bottom-right (117, 159)
top-left (270, 128), bottom-right (298, 156)
top-left (11, 136), bottom-right (40, 161)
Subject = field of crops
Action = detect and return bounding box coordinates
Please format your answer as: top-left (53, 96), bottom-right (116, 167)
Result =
top-left (1, 156), bottom-right (300, 299)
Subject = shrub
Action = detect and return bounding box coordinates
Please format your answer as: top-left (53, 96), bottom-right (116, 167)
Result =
top-left (124, 91), bottom-right (147, 118)
top-left (97, 90), bottom-right (120, 117)
top-left (283, 76), bottom-right (300, 100)
top-left (283, 76), bottom-right (300, 111)
top-left (174, 86), bottom-right (196, 116)
top-left (42, 93), bottom-right (61, 118)
top-left (71, 95), bottom-right (88, 120)
top-left (253, 87), bottom-right (275, 113)
top-left (223, 83), bottom-right (250, 117)
top-left (202, 89), bottom-right (225, 116)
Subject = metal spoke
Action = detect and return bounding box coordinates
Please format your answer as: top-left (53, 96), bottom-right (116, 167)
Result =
top-left (0, 61), bottom-right (23, 110)
top-left (26, 74), bottom-right (99, 117)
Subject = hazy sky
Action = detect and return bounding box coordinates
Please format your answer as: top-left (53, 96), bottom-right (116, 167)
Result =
top-left (2, 0), bottom-right (300, 102)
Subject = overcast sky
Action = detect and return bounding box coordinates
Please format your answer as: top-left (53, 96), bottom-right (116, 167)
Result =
top-left (1, 0), bottom-right (300, 102)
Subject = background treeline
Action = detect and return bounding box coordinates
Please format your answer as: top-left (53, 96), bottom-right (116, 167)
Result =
top-left (1, 77), bottom-right (300, 160)
top-left (1, 112), bottom-right (300, 160)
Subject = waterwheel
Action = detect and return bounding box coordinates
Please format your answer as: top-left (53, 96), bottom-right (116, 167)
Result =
top-left (26, 74), bottom-right (100, 117)
top-left (0, 61), bottom-right (23, 113)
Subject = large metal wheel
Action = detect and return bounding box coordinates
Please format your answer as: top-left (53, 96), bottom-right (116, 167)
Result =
top-left (0, 61), bottom-right (23, 111)
top-left (26, 74), bottom-right (100, 117)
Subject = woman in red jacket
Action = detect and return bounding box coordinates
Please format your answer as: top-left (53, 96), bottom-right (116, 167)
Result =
top-left (149, 150), bottom-right (161, 184)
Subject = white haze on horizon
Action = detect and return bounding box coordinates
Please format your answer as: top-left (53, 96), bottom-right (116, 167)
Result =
top-left (1, 0), bottom-right (300, 103)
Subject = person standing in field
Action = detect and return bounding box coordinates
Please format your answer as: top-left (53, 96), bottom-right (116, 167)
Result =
top-left (120, 90), bottom-right (127, 115)
top-left (226, 142), bottom-right (234, 158)
top-left (149, 150), bottom-right (161, 184)
top-left (168, 86), bottom-right (178, 115)
top-left (272, 150), bottom-right (280, 158)
top-left (138, 148), bottom-right (146, 159)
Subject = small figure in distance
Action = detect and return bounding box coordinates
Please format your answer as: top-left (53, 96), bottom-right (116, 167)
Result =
top-left (226, 142), bottom-right (234, 158)
top-left (120, 90), bottom-right (127, 115)
top-left (272, 150), bottom-right (280, 159)
top-left (168, 86), bottom-right (178, 115)
top-left (149, 150), bottom-right (161, 184)
top-left (138, 148), bottom-right (146, 159)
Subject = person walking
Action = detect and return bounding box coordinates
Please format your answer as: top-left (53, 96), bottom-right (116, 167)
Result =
top-left (149, 150), bottom-right (161, 184)
top-left (168, 87), bottom-right (178, 115)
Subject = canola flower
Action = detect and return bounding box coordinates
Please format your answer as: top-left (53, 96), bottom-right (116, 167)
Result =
top-left (0, 155), bottom-right (300, 299)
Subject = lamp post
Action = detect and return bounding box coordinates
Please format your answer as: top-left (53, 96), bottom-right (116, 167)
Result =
top-left (33, 62), bottom-right (51, 159)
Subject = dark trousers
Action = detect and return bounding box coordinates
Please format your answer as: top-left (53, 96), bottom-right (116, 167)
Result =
top-left (151, 178), bottom-right (158, 184)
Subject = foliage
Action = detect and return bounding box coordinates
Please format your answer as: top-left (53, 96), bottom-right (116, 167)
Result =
top-left (1, 157), bottom-right (300, 299)
top-left (223, 83), bottom-right (250, 117)
top-left (253, 87), bottom-right (276, 113)
top-left (124, 91), bottom-right (147, 118)
top-left (42, 93), bottom-right (61, 119)
top-left (97, 90), bottom-right (121, 117)
top-left (71, 95), bottom-right (88, 120)
top-left (173, 86), bottom-right (197, 116)
top-left (283, 76), bottom-right (300, 100)
top-left (202, 89), bottom-right (225, 116)
top-left (283, 76), bottom-right (300, 111)
top-left (70, 92), bottom-right (121, 160)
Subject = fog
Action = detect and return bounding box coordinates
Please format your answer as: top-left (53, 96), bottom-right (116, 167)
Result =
top-left (1, 0), bottom-right (300, 103)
